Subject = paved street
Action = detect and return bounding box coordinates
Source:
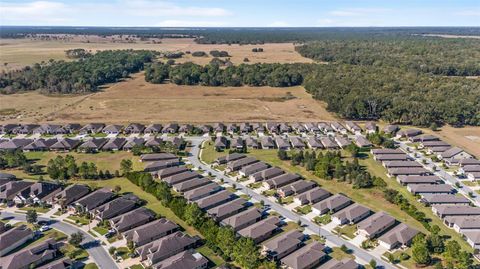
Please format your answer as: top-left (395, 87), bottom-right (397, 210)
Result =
top-left (186, 137), bottom-right (396, 269)
top-left (1, 212), bottom-right (119, 269)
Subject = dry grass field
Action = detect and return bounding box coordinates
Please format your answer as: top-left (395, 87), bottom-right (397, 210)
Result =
top-left (0, 37), bottom-right (311, 71)
top-left (423, 125), bottom-right (480, 157)
top-left (0, 72), bottom-right (336, 124)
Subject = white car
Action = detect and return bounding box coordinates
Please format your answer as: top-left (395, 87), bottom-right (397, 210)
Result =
top-left (39, 225), bottom-right (50, 232)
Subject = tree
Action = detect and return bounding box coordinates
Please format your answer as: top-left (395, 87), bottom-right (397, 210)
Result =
top-left (120, 159), bottom-right (133, 175)
top-left (444, 240), bottom-right (460, 265)
top-left (114, 185), bottom-right (121, 193)
top-left (26, 210), bottom-right (37, 224)
top-left (277, 149), bottom-right (288, 160)
top-left (369, 259), bottom-right (377, 268)
top-left (411, 235), bottom-right (431, 266)
top-left (127, 240), bottom-right (135, 253)
top-left (69, 232), bottom-right (84, 247)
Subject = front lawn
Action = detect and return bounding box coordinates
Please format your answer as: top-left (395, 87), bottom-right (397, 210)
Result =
top-left (334, 224), bottom-right (357, 239)
top-left (294, 205), bottom-right (311, 215)
top-left (17, 206), bottom-right (50, 213)
top-left (93, 226), bottom-right (109, 236)
top-left (248, 182), bottom-right (263, 189)
top-left (67, 215), bottom-right (91, 226)
top-left (314, 214), bottom-right (331, 225)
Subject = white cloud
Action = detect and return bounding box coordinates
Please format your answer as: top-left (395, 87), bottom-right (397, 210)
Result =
top-left (122, 0), bottom-right (231, 17)
top-left (329, 8), bottom-right (392, 17)
top-left (155, 20), bottom-right (227, 27)
top-left (267, 21), bottom-right (290, 27)
top-left (0, 1), bottom-right (73, 23)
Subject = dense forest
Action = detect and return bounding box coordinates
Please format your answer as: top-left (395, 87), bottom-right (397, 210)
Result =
top-left (145, 62), bottom-right (307, 87)
top-left (0, 50), bottom-right (155, 94)
top-left (296, 38), bottom-right (480, 76)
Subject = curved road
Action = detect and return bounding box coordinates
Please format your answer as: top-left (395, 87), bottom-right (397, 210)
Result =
top-left (1, 212), bottom-right (118, 269)
top-left (187, 137), bottom-right (395, 269)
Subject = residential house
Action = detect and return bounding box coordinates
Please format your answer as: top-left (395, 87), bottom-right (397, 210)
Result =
top-left (317, 258), bottom-right (358, 269)
top-left (378, 223), bottom-right (419, 250)
top-left (383, 161), bottom-right (422, 169)
top-left (395, 129), bottom-right (422, 139)
top-left (318, 122), bottom-right (334, 134)
top-left (0, 139), bottom-right (32, 150)
top-left (239, 162), bottom-right (269, 177)
top-left (51, 184), bottom-right (90, 207)
top-left (195, 190), bottom-right (235, 210)
top-left (163, 171), bottom-right (200, 186)
top-left (23, 138), bottom-right (57, 151)
top-left (289, 136), bottom-right (306, 150)
top-left (263, 173), bottom-right (301, 190)
top-left (332, 204), bottom-right (371, 225)
top-left (226, 156), bottom-right (258, 172)
top-left (213, 123), bottom-right (225, 134)
top-left (13, 124), bottom-right (39, 135)
top-left (0, 124), bottom-right (19, 134)
top-left (239, 123), bottom-right (251, 134)
top-left (387, 167), bottom-right (430, 177)
top-left (439, 147), bottom-right (473, 165)
top-left (407, 184), bottom-right (454, 195)
top-left (345, 121), bottom-right (362, 134)
top-left (371, 148), bottom-right (405, 155)
top-left (245, 137), bottom-right (260, 149)
top-left (0, 239), bottom-right (60, 269)
top-left (250, 167), bottom-right (284, 182)
top-left (262, 230), bottom-right (304, 261)
top-left (260, 136), bottom-right (276, 149)
top-left (294, 187), bottom-right (331, 206)
top-left (231, 137), bottom-right (245, 150)
top-left (278, 180), bottom-right (316, 198)
top-left (78, 138), bottom-right (108, 152)
top-left (238, 216), bottom-right (280, 243)
top-left (92, 196), bottom-right (137, 220)
top-left (0, 225), bottom-right (33, 256)
top-left (125, 123), bottom-right (145, 134)
top-left (421, 194), bottom-right (470, 206)
top-left (221, 207), bottom-right (262, 231)
top-left (304, 123), bottom-right (320, 134)
top-left (164, 136), bottom-right (185, 149)
top-left (140, 153), bottom-right (178, 162)
top-left (14, 182), bottom-right (61, 205)
top-left (357, 212), bottom-right (397, 239)
top-left (79, 123), bottom-right (105, 134)
top-left (463, 231), bottom-right (480, 250)
top-left (49, 138), bottom-right (80, 151)
top-left (177, 124), bottom-right (192, 134)
top-left (184, 183), bottom-right (222, 202)
top-left (162, 123), bottom-right (179, 134)
top-left (102, 124), bottom-right (123, 135)
top-left (409, 134), bottom-right (439, 143)
top-left (207, 198), bottom-right (247, 221)
top-left (354, 135), bottom-right (372, 148)
top-left (383, 125), bottom-right (399, 135)
top-left (266, 122), bottom-right (279, 135)
top-left (330, 122), bottom-right (347, 134)
top-left (144, 160), bottom-right (179, 172)
top-left (0, 181), bottom-right (34, 202)
top-left (459, 158), bottom-right (480, 167)
top-left (306, 137), bottom-right (323, 149)
top-left (144, 137), bottom-right (163, 147)
top-left (280, 242), bottom-right (327, 269)
top-left (312, 194), bottom-right (352, 215)
top-left (37, 258), bottom-right (73, 269)
top-left (319, 136), bottom-right (338, 149)
top-left (291, 123), bottom-right (307, 134)
top-left (144, 124), bottom-right (163, 134)
top-left (55, 123), bottom-right (81, 134)
top-left (226, 123), bottom-right (238, 134)
top-left (150, 250), bottom-right (208, 269)
top-left (214, 136), bottom-right (229, 151)
top-left (432, 205), bottom-right (480, 219)
top-left (73, 188), bottom-right (115, 212)
top-left (102, 137), bottom-right (127, 151)
top-left (123, 137), bottom-right (145, 151)
top-left (172, 178), bottom-right (210, 193)
top-left (374, 154), bottom-right (410, 162)
top-left (275, 136), bottom-right (291, 150)
top-left (110, 207), bottom-right (156, 233)
top-left (334, 136), bottom-right (351, 149)
top-left (32, 124), bottom-right (62, 135)
top-left (123, 218), bottom-right (179, 247)
top-left (365, 122), bottom-right (377, 134)
top-left (279, 123), bottom-right (291, 134)
top-left (444, 216), bottom-right (480, 233)
top-left (214, 153), bottom-right (246, 165)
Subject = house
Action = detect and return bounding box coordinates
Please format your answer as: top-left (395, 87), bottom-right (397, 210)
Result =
top-left (213, 123), bottom-right (225, 134)
top-left (92, 196), bottom-right (137, 220)
top-left (266, 122), bottom-right (279, 134)
top-left (383, 125), bottom-right (399, 135)
top-left (407, 184), bottom-right (454, 195)
top-left (141, 153), bottom-right (179, 162)
top-left (280, 241), bottom-right (327, 269)
top-left (426, 146), bottom-right (452, 155)
top-left (365, 122), bottom-right (377, 134)
top-left (279, 123), bottom-right (291, 134)
top-left (78, 138), bottom-right (108, 152)
top-left (162, 123), bottom-right (179, 134)
top-left (459, 165), bottom-right (480, 175)
top-left (163, 171), bottom-right (200, 186)
top-left (0, 181), bottom-right (34, 201)
top-left (387, 167), bottom-right (430, 177)
top-left (330, 122), bottom-right (347, 134)
top-left (306, 137), bottom-right (323, 149)
top-left (73, 188), bottom-right (115, 212)
top-left (332, 204), bottom-right (371, 225)
top-left (292, 123), bottom-right (307, 134)
top-left (239, 162), bottom-right (269, 177)
top-left (304, 123), bottom-right (320, 134)
top-left (226, 156), bottom-right (258, 172)
top-left (245, 137), bottom-right (260, 149)
top-left (378, 223), bottom-right (419, 250)
top-left (289, 136), bottom-right (306, 149)
top-left (318, 122), bottom-right (334, 134)
top-left (439, 147), bottom-right (474, 165)
top-left (155, 166), bottom-right (187, 179)
top-left (432, 205), bottom-right (480, 219)
top-left (109, 207), bottom-right (156, 233)
top-left (14, 182), bottom-right (61, 205)
top-left (79, 123), bottom-right (105, 134)
top-left (294, 187), bottom-right (331, 206)
top-left (0, 225), bottom-right (33, 256)
top-left (123, 218), bottom-right (179, 247)
top-left (275, 137), bottom-right (291, 150)
top-left (383, 161), bottom-right (422, 169)
top-left (421, 194), bottom-right (470, 206)
top-left (144, 124), bottom-right (163, 134)
top-left (250, 167), bottom-right (284, 182)
top-left (184, 183), bottom-right (221, 202)
top-left (102, 137), bottom-right (127, 151)
top-left (459, 158), bottom-right (480, 167)
top-left (319, 136), bottom-right (338, 149)
top-left (49, 138), bottom-right (80, 151)
top-left (354, 135), bottom-right (372, 148)
top-left (317, 258), bottom-right (358, 269)
top-left (137, 231), bottom-right (200, 266)
top-left (375, 154), bottom-right (410, 162)
top-left (51, 184), bottom-right (89, 207)
top-left (32, 124), bottom-right (62, 135)
top-left (150, 250), bottom-right (208, 269)
top-left (123, 137), bottom-right (145, 151)
top-left (334, 136), bottom-right (351, 148)
top-left (420, 140), bottom-right (450, 149)
top-left (262, 230), bottom-right (304, 261)
top-left (263, 173), bottom-right (301, 190)
top-left (13, 124), bottom-right (39, 134)
top-left (238, 216), bottom-right (280, 243)
top-left (0, 172), bottom-right (16, 181)
top-left (260, 136), bottom-right (276, 149)
top-left (172, 178), bottom-right (210, 193)
top-left (0, 124), bottom-right (19, 134)
top-left (463, 231), bottom-right (480, 250)
top-left (357, 212), bottom-right (397, 239)
top-left (0, 239), bottom-right (60, 269)
top-left (444, 216), bottom-right (480, 233)
top-left (226, 123), bottom-right (238, 134)
top-left (395, 129), bottom-right (422, 139)
top-left (397, 175), bottom-right (441, 186)
top-left (221, 207), bottom-right (262, 231)
top-left (144, 160), bottom-right (179, 172)
top-left (371, 148), bottom-right (404, 155)
top-left (178, 124), bottom-right (193, 134)
top-left (410, 134), bottom-right (439, 143)
top-left (144, 137), bottom-right (163, 147)
top-left (23, 138), bottom-right (57, 151)
top-left (253, 123), bottom-right (266, 135)
top-left (37, 258), bottom-right (73, 269)
top-left (214, 153), bottom-right (246, 165)
top-left (207, 198), bottom-right (247, 221)
top-left (345, 121), bottom-right (362, 134)
top-left (214, 136), bottom-right (229, 151)
top-left (0, 139), bottom-right (32, 150)
top-left (231, 137), bottom-right (245, 150)
top-left (240, 123), bottom-right (252, 134)
top-left (125, 123), bottom-right (145, 134)
top-left (278, 180), bottom-right (316, 198)
top-left (467, 172), bottom-right (480, 181)
top-left (195, 190), bottom-right (235, 210)
top-left (102, 124), bottom-right (123, 135)
top-left (164, 136), bottom-right (185, 149)
top-left (55, 123), bottom-right (81, 134)
top-left (312, 194), bottom-right (352, 215)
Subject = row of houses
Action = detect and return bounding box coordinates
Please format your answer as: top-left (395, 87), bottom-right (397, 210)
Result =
top-left (214, 134), bottom-right (372, 151)
top-left (0, 121), bottom-right (380, 137)
top-left (0, 136), bottom-right (185, 152)
top-left (372, 147), bottom-right (480, 251)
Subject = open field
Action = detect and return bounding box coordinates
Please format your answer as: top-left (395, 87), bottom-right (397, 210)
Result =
top-left (0, 72), bottom-right (336, 124)
top-left (0, 37), bottom-right (311, 71)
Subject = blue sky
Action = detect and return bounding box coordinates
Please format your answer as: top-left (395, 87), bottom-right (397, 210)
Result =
top-left (1, 0), bottom-right (479, 27)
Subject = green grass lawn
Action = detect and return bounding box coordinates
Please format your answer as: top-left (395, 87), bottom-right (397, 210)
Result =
top-left (84, 263), bottom-right (99, 269)
top-left (280, 196), bottom-right (294, 204)
top-left (129, 265), bottom-right (144, 269)
top-left (115, 247), bottom-right (131, 260)
top-left (248, 182), bottom-right (263, 189)
top-left (314, 214), bottom-right (331, 225)
top-left (17, 206), bottom-right (50, 213)
top-left (295, 205), bottom-right (312, 215)
top-left (262, 189), bottom-right (276, 196)
top-left (67, 215), bottom-right (91, 226)
top-left (61, 244), bottom-right (89, 260)
top-left (461, 180), bottom-right (478, 187)
top-left (93, 226), bottom-right (109, 236)
top-left (330, 247), bottom-right (355, 260)
top-left (200, 141), bottom-right (224, 164)
top-left (334, 224), bottom-right (357, 239)
top-left (197, 245), bottom-right (225, 266)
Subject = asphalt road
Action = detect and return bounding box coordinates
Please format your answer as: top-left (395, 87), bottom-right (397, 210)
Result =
top-left (1, 212), bottom-right (118, 269)
top-left (187, 137), bottom-right (395, 269)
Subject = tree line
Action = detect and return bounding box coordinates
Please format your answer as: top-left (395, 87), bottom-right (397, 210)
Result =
top-left (145, 62), bottom-right (305, 87)
top-left (0, 50), bottom-right (156, 94)
top-left (125, 171), bottom-right (276, 269)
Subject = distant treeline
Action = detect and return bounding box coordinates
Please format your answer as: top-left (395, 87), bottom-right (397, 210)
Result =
top-left (296, 38), bottom-right (480, 76)
top-left (303, 64), bottom-right (480, 127)
top-left (0, 50), bottom-right (155, 94)
top-left (145, 62), bottom-right (307, 87)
